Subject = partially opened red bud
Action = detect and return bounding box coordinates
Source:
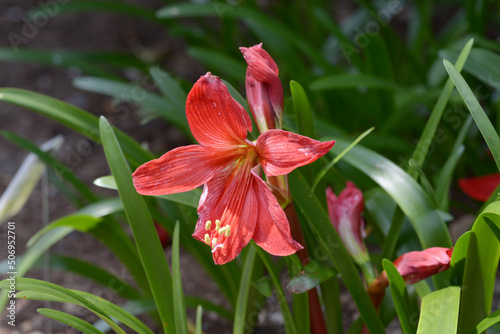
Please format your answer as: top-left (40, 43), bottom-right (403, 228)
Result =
top-left (367, 247), bottom-right (453, 309)
top-left (240, 43), bottom-right (283, 132)
top-left (458, 173), bottom-right (500, 202)
top-left (393, 247), bottom-right (453, 284)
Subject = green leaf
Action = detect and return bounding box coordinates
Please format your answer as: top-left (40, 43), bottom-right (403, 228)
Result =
top-left (417, 286), bottom-right (460, 334)
top-left (287, 261), bottom-right (336, 294)
top-left (458, 201), bottom-right (500, 334)
top-left (410, 38), bottom-right (473, 178)
top-left (383, 259), bottom-right (417, 334)
top-left (28, 0), bottom-right (158, 22)
top-left (28, 214), bottom-right (102, 247)
top-left (188, 47), bottom-right (245, 83)
top-left (233, 246), bottom-right (257, 334)
top-left (449, 232), bottom-right (470, 287)
top-left (184, 296), bottom-right (232, 320)
top-left (291, 80), bottom-right (316, 138)
top-left (320, 277), bottom-right (343, 334)
top-left (172, 222), bottom-right (188, 334)
top-left (253, 277), bottom-right (273, 298)
top-left (99, 116), bottom-right (175, 334)
top-left (73, 76), bottom-right (189, 134)
top-left (196, 305), bottom-right (203, 334)
top-left (0, 278), bottom-right (124, 334)
top-left (37, 308), bottom-right (105, 334)
top-left (1, 131), bottom-right (96, 204)
top-left (435, 116), bottom-right (473, 210)
top-left (93, 175), bottom-right (118, 190)
top-left (94, 175), bottom-right (202, 208)
top-left (0, 135), bottom-right (63, 223)
top-left (0, 198), bottom-right (128, 309)
top-left (443, 59), bottom-right (500, 171)
top-left (256, 248), bottom-right (298, 334)
top-left (289, 170), bottom-right (385, 333)
top-left (157, 3), bottom-right (325, 73)
top-left (156, 189), bottom-right (202, 208)
top-left (0, 48), bottom-right (130, 79)
top-left (42, 255), bottom-right (140, 300)
top-left (17, 289), bottom-right (154, 334)
top-left (150, 66), bottom-right (187, 116)
top-left (474, 308), bottom-right (500, 333)
top-left (0, 88), bottom-right (153, 166)
top-left (310, 74), bottom-right (399, 91)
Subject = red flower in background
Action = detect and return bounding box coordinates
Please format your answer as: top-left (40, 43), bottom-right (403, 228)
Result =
top-left (133, 73), bottom-right (335, 265)
top-left (240, 43), bottom-right (284, 132)
top-left (458, 173), bottom-right (500, 202)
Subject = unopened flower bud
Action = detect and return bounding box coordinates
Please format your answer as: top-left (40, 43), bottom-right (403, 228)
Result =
top-left (326, 182), bottom-right (369, 265)
top-left (240, 43), bottom-right (283, 132)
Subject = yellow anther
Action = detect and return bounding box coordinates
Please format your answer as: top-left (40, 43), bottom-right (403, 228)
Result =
top-left (219, 225), bottom-right (231, 237)
top-left (204, 234), bottom-right (211, 245)
top-left (205, 220), bottom-right (212, 230)
top-left (215, 219), bottom-right (221, 231)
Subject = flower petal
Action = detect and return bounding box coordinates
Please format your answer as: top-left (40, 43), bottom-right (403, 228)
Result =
top-left (186, 73), bottom-right (252, 148)
top-left (191, 153), bottom-right (258, 265)
top-left (132, 145), bottom-right (232, 195)
top-left (212, 182), bottom-right (258, 265)
top-left (251, 167), bottom-right (303, 255)
top-left (256, 130), bottom-right (335, 176)
top-left (192, 164), bottom-right (234, 242)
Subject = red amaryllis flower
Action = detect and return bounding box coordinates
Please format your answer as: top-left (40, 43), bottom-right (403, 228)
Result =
top-left (458, 173), bottom-right (500, 202)
top-left (240, 43), bottom-right (283, 132)
top-left (326, 182), bottom-right (369, 265)
top-left (133, 73), bottom-right (335, 265)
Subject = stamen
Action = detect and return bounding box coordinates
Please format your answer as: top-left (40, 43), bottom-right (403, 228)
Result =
top-left (212, 238), bottom-right (218, 247)
top-left (211, 243), bottom-right (224, 253)
top-left (215, 219), bottom-right (221, 232)
top-left (205, 220), bottom-right (212, 230)
top-left (219, 225), bottom-right (231, 237)
top-left (204, 234), bottom-right (211, 245)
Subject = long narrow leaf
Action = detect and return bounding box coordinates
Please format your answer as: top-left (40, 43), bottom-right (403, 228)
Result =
top-left (99, 116), bottom-right (175, 334)
top-left (172, 222), bottom-right (188, 334)
top-left (458, 201), bottom-right (500, 334)
top-left (443, 59), bottom-right (500, 170)
top-left (256, 248), bottom-right (298, 334)
top-left (233, 246), bottom-right (257, 334)
top-left (37, 308), bottom-right (105, 334)
top-left (0, 88), bottom-right (153, 166)
top-left (409, 38), bottom-right (473, 177)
